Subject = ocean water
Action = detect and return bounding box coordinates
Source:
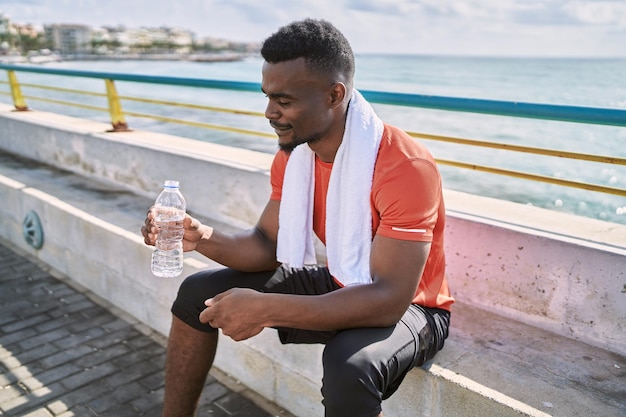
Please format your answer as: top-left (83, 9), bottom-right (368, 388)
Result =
top-left (5, 55), bottom-right (626, 225)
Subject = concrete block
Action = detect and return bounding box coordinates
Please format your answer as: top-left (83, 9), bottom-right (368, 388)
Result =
top-left (2, 107), bottom-right (624, 417)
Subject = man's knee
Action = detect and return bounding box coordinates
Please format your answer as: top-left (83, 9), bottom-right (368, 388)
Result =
top-left (177, 270), bottom-right (219, 301)
top-left (171, 270), bottom-right (222, 332)
top-left (175, 268), bottom-right (242, 308)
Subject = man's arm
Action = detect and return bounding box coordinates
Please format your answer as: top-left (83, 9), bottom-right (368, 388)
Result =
top-left (143, 199), bottom-right (281, 273)
top-left (202, 233), bottom-right (430, 340)
top-left (189, 199), bottom-right (281, 272)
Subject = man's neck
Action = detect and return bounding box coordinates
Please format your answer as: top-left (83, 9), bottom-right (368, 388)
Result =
top-left (308, 109), bottom-right (349, 163)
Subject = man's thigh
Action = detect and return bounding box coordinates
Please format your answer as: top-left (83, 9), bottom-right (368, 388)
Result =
top-left (321, 304), bottom-right (450, 403)
top-left (171, 265), bottom-right (340, 333)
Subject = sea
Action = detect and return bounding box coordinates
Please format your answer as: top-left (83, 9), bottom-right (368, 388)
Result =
top-left (6, 55), bottom-right (626, 225)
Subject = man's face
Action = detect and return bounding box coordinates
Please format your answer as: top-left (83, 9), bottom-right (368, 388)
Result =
top-left (261, 58), bottom-right (335, 153)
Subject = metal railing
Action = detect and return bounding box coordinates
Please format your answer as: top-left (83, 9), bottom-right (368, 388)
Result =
top-left (1, 63), bottom-right (625, 200)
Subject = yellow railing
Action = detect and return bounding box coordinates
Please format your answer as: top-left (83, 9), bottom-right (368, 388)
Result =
top-left (0, 77), bottom-right (274, 137)
top-left (411, 132), bottom-right (626, 197)
top-left (1, 65), bottom-right (625, 205)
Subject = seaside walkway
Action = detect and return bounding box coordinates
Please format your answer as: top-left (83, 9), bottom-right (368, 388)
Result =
top-left (0, 238), bottom-right (292, 417)
top-left (0, 101), bottom-right (624, 416)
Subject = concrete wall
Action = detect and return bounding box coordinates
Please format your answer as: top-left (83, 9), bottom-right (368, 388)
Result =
top-left (1, 104), bottom-right (625, 416)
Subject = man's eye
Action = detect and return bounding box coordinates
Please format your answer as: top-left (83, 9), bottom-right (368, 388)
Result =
top-left (278, 100), bottom-right (290, 107)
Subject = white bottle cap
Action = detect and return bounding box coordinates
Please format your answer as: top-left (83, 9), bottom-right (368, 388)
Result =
top-left (164, 180), bottom-right (180, 188)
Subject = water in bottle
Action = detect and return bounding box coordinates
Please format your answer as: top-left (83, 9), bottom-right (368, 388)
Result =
top-left (151, 180), bottom-right (186, 277)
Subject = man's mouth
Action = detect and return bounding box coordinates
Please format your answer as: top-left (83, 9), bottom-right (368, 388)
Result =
top-left (270, 122), bottom-right (292, 134)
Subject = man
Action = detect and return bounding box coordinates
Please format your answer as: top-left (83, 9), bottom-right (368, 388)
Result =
top-left (142, 18), bottom-right (453, 417)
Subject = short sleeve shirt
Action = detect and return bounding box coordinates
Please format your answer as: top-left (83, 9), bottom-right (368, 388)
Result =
top-left (270, 124), bottom-right (453, 311)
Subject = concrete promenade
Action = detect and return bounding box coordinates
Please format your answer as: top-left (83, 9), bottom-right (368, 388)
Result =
top-left (1, 106), bottom-right (625, 416)
top-left (0, 239), bottom-right (289, 417)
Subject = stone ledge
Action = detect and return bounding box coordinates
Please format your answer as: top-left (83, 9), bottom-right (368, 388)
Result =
top-left (394, 302), bottom-right (625, 417)
top-left (1, 107), bottom-right (624, 417)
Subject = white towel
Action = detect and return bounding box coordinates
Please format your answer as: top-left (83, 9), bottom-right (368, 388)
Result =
top-left (276, 89), bottom-right (384, 286)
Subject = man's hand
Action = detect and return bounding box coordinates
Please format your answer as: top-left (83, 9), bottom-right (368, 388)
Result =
top-left (180, 215), bottom-right (213, 252)
top-left (141, 208), bottom-right (212, 252)
top-left (140, 207), bottom-right (158, 246)
top-left (200, 288), bottom-right (266, 341)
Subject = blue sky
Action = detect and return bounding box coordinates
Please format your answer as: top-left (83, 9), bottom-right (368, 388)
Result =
top-left (1, 0), bottom-right (625, 57)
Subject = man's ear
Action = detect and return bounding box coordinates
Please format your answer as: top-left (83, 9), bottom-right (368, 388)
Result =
top-left (329, 82), bottom-right (347, 109)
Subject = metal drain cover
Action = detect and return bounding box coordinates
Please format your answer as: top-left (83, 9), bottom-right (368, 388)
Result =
top-left (23, 210), bottom-right (44, 250)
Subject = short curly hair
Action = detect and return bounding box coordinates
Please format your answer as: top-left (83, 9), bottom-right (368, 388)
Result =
top-left (261, 18), bottom-right (355, 84)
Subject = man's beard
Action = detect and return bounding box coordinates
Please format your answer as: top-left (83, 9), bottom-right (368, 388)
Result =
top-left (279, 132), bottom-right (323, 153)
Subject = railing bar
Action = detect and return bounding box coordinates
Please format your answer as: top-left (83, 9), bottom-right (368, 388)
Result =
top-left (0, 64), bottom-right (261, 91)
top-left (20, 82), bottom-right (107, 97)
top-left (18, 80), bottom-right (264, 116)
top-left (363, 91), bottom-right (626, 128)
top-left (412, 132), bottom-right (626, 165)
top-left (118, 95), bottom-right (265, 116)
top-left (2, 64), bottom-right (625, 127)
top-left (19, 84), bottom-right (264, 119)
top-left (23, 95), bottom-right (108, 113)
top-left (20, 93), bottom-right (275, 138)
top-left (437, 159), bottom-right (626, 197)
top-left (16, 82), bottom-right (265, 116)
top-left (123, 109), bottom-right (276, 138)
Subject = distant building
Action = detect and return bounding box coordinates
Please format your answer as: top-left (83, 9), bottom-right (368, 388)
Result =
top-left (44, 24), bottom-right (91, 54)
top-left (2, 15), bottom-right (258, 57)
top-left (0, 11), bottom-right (17, 54)
top-left (0, 11), bottom-right (10, 33)
top-left (124, 26), bottom-right (193, 53)
top-left (13, 23), bottom-right (39, 39)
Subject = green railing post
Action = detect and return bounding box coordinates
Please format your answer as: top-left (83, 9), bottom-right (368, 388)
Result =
top-left (104, 79), bottom-right (130, 131)
top-left (7, 70), bottom-right (28, 111)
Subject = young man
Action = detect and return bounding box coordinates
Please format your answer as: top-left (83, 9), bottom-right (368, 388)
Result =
top-left (142, 18), bottom-right (453, 417)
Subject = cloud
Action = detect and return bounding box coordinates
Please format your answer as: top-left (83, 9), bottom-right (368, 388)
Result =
top-left (564, 1), bottom-right (626, 26)
top-left (0, 0), bottom-right (624, 56)
top-left (345, 0), bottom-right (421, 15)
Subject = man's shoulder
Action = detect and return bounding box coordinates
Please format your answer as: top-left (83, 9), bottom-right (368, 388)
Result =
top-left (379, 123), bottom-right (435, 163)
top-left (382, 123), bottom-right (411, 138)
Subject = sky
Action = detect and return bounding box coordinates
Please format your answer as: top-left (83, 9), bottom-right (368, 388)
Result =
top-left (1, 0), bottom-right (625, 57)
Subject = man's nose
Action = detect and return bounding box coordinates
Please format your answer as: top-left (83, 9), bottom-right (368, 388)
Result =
top-left (265, 101), bottom-right (279, 120)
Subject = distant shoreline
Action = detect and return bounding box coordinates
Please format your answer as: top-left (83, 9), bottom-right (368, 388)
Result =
top-left (1, 52), bottom-right (258, 65)
top-left (2, 51), bottom-right (623, 66)
top-left (64, 52), bottom-right (254, 62)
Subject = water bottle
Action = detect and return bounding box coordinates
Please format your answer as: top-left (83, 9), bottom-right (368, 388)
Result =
top-left (151, 180), bottom-right (186, 277)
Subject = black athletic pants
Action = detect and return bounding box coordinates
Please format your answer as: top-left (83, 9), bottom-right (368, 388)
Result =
top-left (171, 265), bottom-right (450, 417)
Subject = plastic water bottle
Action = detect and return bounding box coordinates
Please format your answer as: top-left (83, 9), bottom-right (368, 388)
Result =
top-left (151, 180), bottom-right (186, 277)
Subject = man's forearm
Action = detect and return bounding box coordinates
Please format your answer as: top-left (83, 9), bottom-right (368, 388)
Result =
top-left (195, 226), bottom-right (280, 272)
top-left (261, 283), bottom-right (411, 331)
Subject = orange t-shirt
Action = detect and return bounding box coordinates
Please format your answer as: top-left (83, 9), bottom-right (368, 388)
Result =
top-left (270, 124), bottom-right (454, 311)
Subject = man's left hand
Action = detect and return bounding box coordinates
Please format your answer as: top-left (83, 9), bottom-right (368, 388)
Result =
top-left (200, 288), bottom-right (266, 341)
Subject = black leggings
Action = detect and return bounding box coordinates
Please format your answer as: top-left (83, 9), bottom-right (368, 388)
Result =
top-left (171, 265), bottom-right (450, 417)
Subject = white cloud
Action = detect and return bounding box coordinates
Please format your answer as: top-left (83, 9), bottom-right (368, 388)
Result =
top-left (0, 0), bottom-right (624, 56)
top-left (564, 1), bottom-right (626, 27)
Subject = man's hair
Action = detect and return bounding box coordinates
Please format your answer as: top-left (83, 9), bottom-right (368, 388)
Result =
top-left (261, 18), bottom-right (355, 83)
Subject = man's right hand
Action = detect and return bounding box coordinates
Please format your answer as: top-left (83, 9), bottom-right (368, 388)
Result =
top-left (141, 207), bottom-right (157, 247)
top-left (140, 208), bottom-right (212, 253)
top-left (141, 199), bottom-right (280, 271)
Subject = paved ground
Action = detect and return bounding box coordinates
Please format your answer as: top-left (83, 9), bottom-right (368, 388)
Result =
top-left (0, 239), bottom-right (288, 417)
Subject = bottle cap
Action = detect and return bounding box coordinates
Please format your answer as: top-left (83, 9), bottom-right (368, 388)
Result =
top-left (164, 180), bottom-right (180, 188)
